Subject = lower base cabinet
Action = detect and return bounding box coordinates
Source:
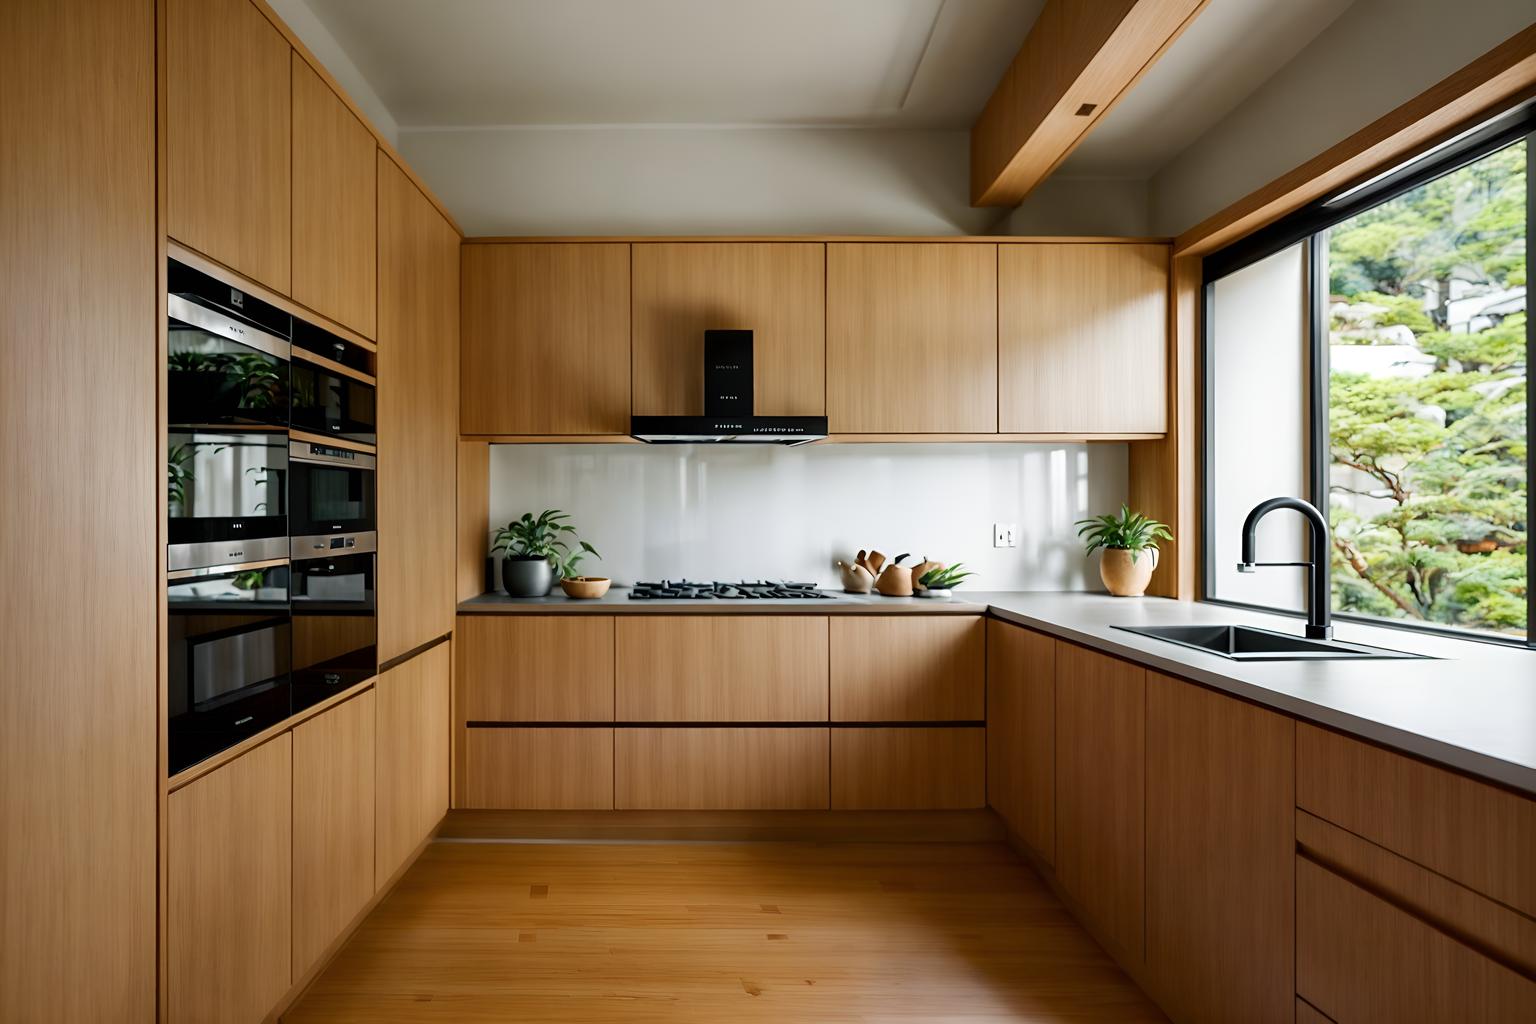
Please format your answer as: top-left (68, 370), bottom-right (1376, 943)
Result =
top-left (831, 727), bottom-right (984, 809)
top-left (465, 727), bottom-right (614, 809)
top-left (376, 642), bottom-right (451, 882)
top-left (292, 690), bottom-right (376, 977)
top-left (615, 727), bottom-right (829, 809)
top-left (167, 734), bottom-right (293, 1024)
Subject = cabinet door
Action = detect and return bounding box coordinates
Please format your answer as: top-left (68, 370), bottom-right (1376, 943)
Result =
top-left (167, 0), bottom-right (291, 291)
top-left (459, 615), bottom-right (616, 722)
top-left (830, 616), bottom-right (984, 721)
top-left (615, 728), bottom-right (829, 809)
top-left (632, 242), bottom-right (825, 416)
top-left (376, 643), bottom-right (450, 883)
top-left (826, 243), bottom-right (997, 433)
top-left (998, 243), bottom-right (1167, 434)
top-left (1056, 641), bottom-right (1145, 962)
top-left (167, 735), bottom-right (292, 1024)
top-left (986, 620), bottom-right (1055, 864)
top-left (461, 243), bottom-right (630, 434)
top-left (1146, 672), bottom-right (1294, 1024)
top-left (831, 727), bottom-right (984, 809)
top-left (377, 155), bottom-right (459, 661)
top-left (292, 690), bottom-right (376, 978)
top-left (465, 727), bottom-right (615, 809)
top-left (616, 616), bottom-right (828, 721)
top-left (291, 55), bottom-right (377, 336)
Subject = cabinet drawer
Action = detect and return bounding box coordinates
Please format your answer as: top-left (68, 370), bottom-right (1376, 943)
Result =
top-left (459, 615), bottom-right (615, 722)
top-left (615, 728), bottom-right (829, 809)
top-left (465, 727), bottom-right (614, 810)
top-left (616, 616), bottom-right (827, 721)
top-left (830, 616), bottom-right (984, 721)
top-left (1298, 855), bottom-right (1536, 1022)
top-left (1297, 724), bottom-right (1536, 917)
top-left (831, 727), bottom-right (984, 809)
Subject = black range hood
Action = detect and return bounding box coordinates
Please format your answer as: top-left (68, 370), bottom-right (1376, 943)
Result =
top-left (630, 329), bottom-right (827, 445)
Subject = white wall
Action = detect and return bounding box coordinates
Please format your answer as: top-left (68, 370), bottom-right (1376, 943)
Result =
top-left (999, 177), bottom-right (1152, 236)
top-left (267, 0), bottom-right (399, 145)
top-left (485, 443), bottom-right (1129, 591)
top-left (398, 126), bottom-right (999, 236)
top-left (1150, 0), bottom-right (1535, 236)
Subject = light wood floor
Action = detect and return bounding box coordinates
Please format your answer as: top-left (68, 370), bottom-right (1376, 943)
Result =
top-left (288, 841), bottom-right (1165, 1022)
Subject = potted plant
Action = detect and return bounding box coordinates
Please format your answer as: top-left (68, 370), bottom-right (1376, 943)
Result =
top-left (915, 562), bottom-right (974, 599)
top-left (1075, 505), bottom-right (1172, 597)
top-left (492, 510), bottom-right (601, 598)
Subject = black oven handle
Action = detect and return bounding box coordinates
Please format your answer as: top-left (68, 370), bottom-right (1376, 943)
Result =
top-left (288, 441), bottom-right (376, 470)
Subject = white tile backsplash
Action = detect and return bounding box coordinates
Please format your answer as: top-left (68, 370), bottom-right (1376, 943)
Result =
top-left (486, 443), bottom-right (1127, 591)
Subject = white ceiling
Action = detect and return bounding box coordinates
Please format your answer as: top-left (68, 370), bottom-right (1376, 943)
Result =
top-left (303, 0), bottom-right (1043, 128)
top-left (1059, 0), bottom-right (1357, 178)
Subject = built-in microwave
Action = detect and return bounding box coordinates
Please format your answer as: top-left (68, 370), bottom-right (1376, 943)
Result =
top-left (168, 259), bottom-right (290, 429)
top-left (290, 320), bottom-right (376, 445)
top-left (167, 560), bottom-right (292, 774)
top-left (167, 430), bottom-right (288, 571)
top-left (291, 549), bottom-right (377, 712)
top-left (288, 440), bottom-right (376, 554)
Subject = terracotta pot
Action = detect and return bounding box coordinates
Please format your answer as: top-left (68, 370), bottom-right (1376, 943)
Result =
top-left (874, 564), bottom-right (914, 597)
top-left (1099, 547), bottom-right (1158, 597)
top-left (559, 576), bottom-right (611, 600)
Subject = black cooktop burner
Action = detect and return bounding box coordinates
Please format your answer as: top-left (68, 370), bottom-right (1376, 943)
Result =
top-left (628, 579), bottom-right (833, 600)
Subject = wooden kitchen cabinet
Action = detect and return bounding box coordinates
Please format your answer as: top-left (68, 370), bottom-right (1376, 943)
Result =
top-left (830, 615), bottom-right (984, 721)
top-left (831, 727), bottom-right (985, 809)
top-left (465, 727), bottom-right (615, 809)
top-left (998, 243), bottom-right (1168, 434)
top-left (616, 616), bottom-right (828, 721)
top-left (291, 54), bottom-right (377, 336)
top-left (631, 242), bottom-right (825, 415)
top-left (460, 243), bottom-right (631, 435)
top-left (378, 154), bottom-right (459, 661)
top-left (826, 243), bottom-right (998, 433)
top-left (615, 728), bottom-right (830, 809)
top-left (167, 735), bottom-right (292, 1024)
top-left (1146, 672), bottom-right (1294, 1024)
top-left (459, 615), bottom-right (616, 722)
top-left (167, 0), bottom-right (291, 292)
top-left (1055, 641), bottom-right (1145, 963)
top-left (985, 620), bottom-right (1055, 864)
top-left (376, 643), bottom-right (450, 884)
top-left (291, 689), bottom-right (376, 978)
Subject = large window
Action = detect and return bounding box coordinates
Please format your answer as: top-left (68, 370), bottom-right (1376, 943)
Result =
top-left (1205, 109), bottom-right (1531, 645)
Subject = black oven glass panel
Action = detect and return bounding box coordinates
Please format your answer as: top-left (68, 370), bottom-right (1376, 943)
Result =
top-left (168, 300), bottom-right (289, 430)
top-left (289, 442), bottom-right (375, 541)
top-left (167, 431), bottom-right (288, 570)
top-left (168, 563), bottom-right (292, 774)
top-left (290, 358), bottom-right (376, 444)
top-left (291, 551), bottom-right (377, 712)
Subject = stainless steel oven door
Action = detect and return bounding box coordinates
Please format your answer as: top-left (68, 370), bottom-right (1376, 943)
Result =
top-left (288, 440), bottom-right (375, 549)
top-left (167, 294), bottom-right (289, 429)
top-left (167, 430), bottom-right (288, 571)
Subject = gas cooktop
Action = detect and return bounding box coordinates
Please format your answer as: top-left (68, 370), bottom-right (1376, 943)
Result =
top-left (628, 580), bottom-right (834, 600)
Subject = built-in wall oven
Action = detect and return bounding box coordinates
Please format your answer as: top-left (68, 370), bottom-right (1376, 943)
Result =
top-left (288, 440), bottom-right (375, 556)
top-left (167, 561), bottom-right (292, 774)
top-left (291, 549), bottom-right (377, 713)
top-left (290, 322), bottom-right (376, 445)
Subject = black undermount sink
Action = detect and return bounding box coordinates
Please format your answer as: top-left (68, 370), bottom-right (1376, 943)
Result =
top-left (1113, 623), bottom-right (1429, 661)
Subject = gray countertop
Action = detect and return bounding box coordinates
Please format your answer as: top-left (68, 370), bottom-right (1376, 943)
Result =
top-left (457, 587), bottom-right (1536, 794)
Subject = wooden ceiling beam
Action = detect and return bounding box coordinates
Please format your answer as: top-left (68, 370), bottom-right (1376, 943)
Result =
top-left (970, 0), bottom-right (1207, 207)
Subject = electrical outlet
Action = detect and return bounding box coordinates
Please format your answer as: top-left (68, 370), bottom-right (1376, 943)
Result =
top-left (993, 522), bottom-right (1017, 548)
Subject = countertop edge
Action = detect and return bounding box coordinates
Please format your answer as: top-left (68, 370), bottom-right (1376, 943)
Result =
top-left (984, 605), bottom-right (1536, 798)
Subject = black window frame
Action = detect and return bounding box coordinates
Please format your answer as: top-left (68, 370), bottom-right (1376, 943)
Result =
top-left (1200, 103), bottom-right (1535, 649)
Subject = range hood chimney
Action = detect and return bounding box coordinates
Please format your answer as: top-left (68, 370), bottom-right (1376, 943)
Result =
top-left (630, 329), bottom-right (828, 445)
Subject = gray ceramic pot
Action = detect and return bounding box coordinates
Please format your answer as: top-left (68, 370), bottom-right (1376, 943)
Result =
top-left (502, 555), bottom-right (555, 597)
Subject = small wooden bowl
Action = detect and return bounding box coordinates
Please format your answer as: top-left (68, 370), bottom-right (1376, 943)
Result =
top-left (559, 576), bottom-right (611, 599)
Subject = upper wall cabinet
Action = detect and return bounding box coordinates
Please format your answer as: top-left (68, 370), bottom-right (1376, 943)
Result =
top-left (632, 243), bottom-right (825, 416)
top-left (291, 55), bottom-right (377, 337)
top-left (378, 155), bottom-right (459, 661)
top-left (461, 243), bottom-right (631, 435)
top-left (167, 0), bottom-right (291, 293)
top-left (999, 243), bottom-right (1168, 434)
top-left (826, 243), bottom-right (998, 433)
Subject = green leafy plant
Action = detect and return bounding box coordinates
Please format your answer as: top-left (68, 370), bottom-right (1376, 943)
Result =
top-left (492, 510), bottom-right (600, 579)
top-left (919, 563), bottom-right (974, 590)
top-left (1075, 505), bottom-right (1172, 564)
top-left (167, 443), bottom-right (195, 510)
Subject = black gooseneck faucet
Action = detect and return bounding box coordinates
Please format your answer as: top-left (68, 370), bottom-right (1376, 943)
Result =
top-left (1237, 496), bottom-right (1333, 640)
